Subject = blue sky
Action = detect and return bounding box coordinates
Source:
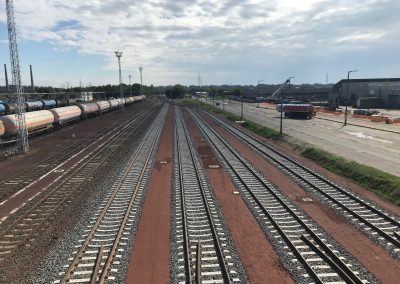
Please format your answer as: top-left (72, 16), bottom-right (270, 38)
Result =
top-left (1, 0), bottom-right (400, 87)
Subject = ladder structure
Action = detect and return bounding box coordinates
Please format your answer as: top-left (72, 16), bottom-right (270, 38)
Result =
top-left (6, 0), bottom-right (29, 153)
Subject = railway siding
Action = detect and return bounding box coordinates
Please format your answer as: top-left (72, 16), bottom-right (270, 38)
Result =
top-left (189, 108), bottom-right (377, 284)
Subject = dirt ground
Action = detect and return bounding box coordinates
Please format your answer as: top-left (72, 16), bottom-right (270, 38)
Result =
top-left (200, 112), bottom-right (400, 283)
top-left (124, 105), bottom-right (173, 284)
top-left (184, 110), bottom-right (295, 284)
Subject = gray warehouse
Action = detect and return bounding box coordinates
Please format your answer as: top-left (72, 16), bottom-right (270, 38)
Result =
top-left (332, 78), bottom-right (400, 109)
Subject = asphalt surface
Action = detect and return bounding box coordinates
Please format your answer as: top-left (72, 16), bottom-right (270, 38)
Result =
top-left (202, 99), bottom-right (400, 177)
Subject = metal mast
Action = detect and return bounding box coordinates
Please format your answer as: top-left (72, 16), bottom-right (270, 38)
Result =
top-left (139, 66), bottom-right (143, 96)
top-left (115, 50), bottom-right (124, 111)
top-left (6, 0), bottom-right (29, 153)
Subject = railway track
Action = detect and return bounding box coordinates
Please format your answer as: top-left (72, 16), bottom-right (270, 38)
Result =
top-left (200, 109), bottom-right (400, 257)
top-left (0, 103), bottom-right (148, 203)
top-left (0, 105), bottom-right (161, 265)
top-left (188, 108), bottom-right (375, 284)
top-left (171, 107), bottom-right (246, 283)
top-left (55, 105), bottom-right (168, 284)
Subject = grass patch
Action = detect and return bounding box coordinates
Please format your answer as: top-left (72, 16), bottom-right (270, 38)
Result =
top-left (175, 98), bottom-right (281, 140)
top-left (302, 147), bottom-right (400, 206)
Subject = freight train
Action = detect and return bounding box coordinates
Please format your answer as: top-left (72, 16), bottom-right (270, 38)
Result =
top-left (0, 98), bottom-right (80, 115)
top-left (0, 96), bottom-right (145, 140)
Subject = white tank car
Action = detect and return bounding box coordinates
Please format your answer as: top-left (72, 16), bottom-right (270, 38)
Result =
top-left (96, 100), bottom-right (111, 112)
top-left (108, 99), bottom-right (119, 109)
top-left (49, 106), bottom-right (82, 125)
top-left (125, 97), bottom-right (133, 104)
top-left (0, 110), bottom-right (54, 136)
top-left (117, 98), bottom-right (125, 107)
top-left (75, 102), bottom-right (99, 117)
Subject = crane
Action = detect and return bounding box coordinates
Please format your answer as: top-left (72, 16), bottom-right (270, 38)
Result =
top-left (6, 0), bottom-right (29, 153)
top-left (268, 78), bottom-right (291, 100)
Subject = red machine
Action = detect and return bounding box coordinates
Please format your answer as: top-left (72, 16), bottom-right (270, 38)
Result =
top-left (276, 103), bottom-right (316, 119)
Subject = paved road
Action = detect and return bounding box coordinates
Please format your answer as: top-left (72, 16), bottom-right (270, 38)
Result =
top-left (202, 98), bottom-right (400, 177)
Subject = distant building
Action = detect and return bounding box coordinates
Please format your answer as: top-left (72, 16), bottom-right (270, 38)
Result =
top-left (332, 78), bottom-right (400, 109)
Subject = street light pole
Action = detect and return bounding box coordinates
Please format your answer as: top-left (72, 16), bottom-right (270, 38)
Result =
top-left (129, 74), bottom-right (132, 97)
top-left (139, 66), bottom-right (143, 96)
top-left (240, 95), bottom-right (244, 120)
top-left (115, 50), bottom-right (124, 111)
top-left (344, 69), bottom-right (358, 126)
top-left (257, 79), bottom-right (263, 108)
top-left (280, 77), bottom-right (294, 136)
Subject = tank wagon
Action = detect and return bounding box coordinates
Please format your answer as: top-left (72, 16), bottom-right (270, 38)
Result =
top-left (25, 101), bottom-right (43, 112)
top-left (0, 119), bottom-right (5, 136)
top-left (96, 100), bottom-right (111, 113)
top-left (75, 102), bottom-right (99, 118)
top-left (56, 99), bottom-right (68, 107)
top-left (0, 95), bottom-right (146, 140)
top-left (276, 103), bottom-right (316, 119)
top-left (1, 110), bottom-right (54, 136)
top-left (1, 103), bottom-right (17, 115)
top-left (66, 98), bottom-right (77, 105)
top-left (0, 104), bottom-right (5, 115)
top-left (41, 100), bottom-right (57, 109)
top-left (49, 106), bottom-right (82, 125)
top-left (108, 99), bottom-right (119, 109)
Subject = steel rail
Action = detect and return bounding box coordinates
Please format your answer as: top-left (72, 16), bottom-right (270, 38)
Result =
top-left (201, 109), bottom-right (400, 249)
top-left (176, 108), bottom-right (232, 283)
top-left (90, 244), bottom-right (104, 284)
top-left (60, 105), bottom-right (166, 283)
top-left (0, 106), bottom-right (159, 264)
top-left (190, 109), bottom-right (365, 283)
top-left (0, 103), bottom-right (147, 202)
top-left (175, 119), bottom-right (193, 284)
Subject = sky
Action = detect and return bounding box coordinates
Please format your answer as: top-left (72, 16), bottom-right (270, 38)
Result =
top-left (0, 0), bottom-right (399, 87)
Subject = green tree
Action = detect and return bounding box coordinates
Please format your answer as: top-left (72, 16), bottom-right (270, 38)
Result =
top-left (166, 84), bottom-right (186, 99)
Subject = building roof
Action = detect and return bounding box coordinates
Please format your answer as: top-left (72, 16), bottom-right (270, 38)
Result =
top-left (335, 78), bottom-right (400, 85)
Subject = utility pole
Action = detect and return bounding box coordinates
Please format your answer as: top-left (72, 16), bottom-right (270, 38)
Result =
top-left (129, 74), bottom-right (132, 97)
top-left (29, 64), bottom-right (34, 92)
top-left (6, 0), bottom-right (29, 153)
top-left (280, 77), bottom-right (294, 136)
top-left (139, 66), bottom-right (143, 96)
top-left (344, 70), bottom-right (358, 126)
top-left (115, 50), bottom-right (124, 111)
top-left (257, 79), bottom-right (263, 108)
top-left (4, 64), bottom-right (10, 92)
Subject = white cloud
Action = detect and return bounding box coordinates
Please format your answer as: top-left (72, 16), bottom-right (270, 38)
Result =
top-left (2, 0), bottom-right (399, 85)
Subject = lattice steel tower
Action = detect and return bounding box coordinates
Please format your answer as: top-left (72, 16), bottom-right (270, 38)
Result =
top-left (6, 0), bottom-right (29, 153)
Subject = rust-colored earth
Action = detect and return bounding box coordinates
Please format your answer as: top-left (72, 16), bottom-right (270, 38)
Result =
top-left (124, 105), bottom-right (173, 284)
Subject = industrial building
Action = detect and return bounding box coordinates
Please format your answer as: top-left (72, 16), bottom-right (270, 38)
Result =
top-left (332, 78), bottom-right (400, 109)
